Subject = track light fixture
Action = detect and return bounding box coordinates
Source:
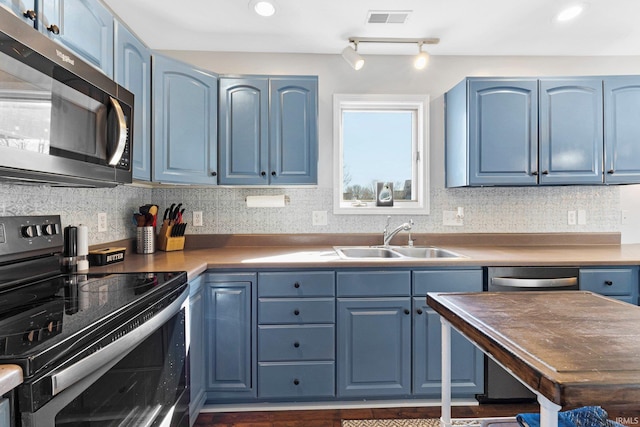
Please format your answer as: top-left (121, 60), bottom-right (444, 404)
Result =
top-left (341, 41), bottom-right (365, 70)
top-left (342, 37), bottom-right (439, 71)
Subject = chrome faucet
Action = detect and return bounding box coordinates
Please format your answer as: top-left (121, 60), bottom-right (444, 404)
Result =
top-left (382, 216), bottom-right (413, 246)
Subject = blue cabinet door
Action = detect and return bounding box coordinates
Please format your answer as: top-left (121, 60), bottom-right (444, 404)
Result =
top-left (205, 273), bottom-right (256, 399)
top-left (539, 78), bottom-right (603, 184)
top-left (412, 269), bottom-right (484, 397)
top-left (218, 77), bottom-right (269, 185)
top-left (114, 21), bottom-right (151, 182)
top-left (152, 54), bottom-right (218, 184)
top-left (38, 0), bottom-right (113, 77)
top-left (604, 76), bottom-right (640, 184)
top-left (269, 77), bottom-right (318, 185)
top-left (336, 298), bottom-right (411, 397)
top-left (0, 0), bottom-right (36, 26)
top-left (468, 79), bottom-right (538, 186)
top-left (413, 298), bottom-right (484, 397)
top-left (188, 276), bottom-right (206, 420)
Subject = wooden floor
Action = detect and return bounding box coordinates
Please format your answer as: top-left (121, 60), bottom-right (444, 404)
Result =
top-left (193, 403), bottom-right (541, 427)
top-left (194, 403), bottom-right (640, 427)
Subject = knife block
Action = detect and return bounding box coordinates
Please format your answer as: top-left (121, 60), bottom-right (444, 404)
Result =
top-left (157, 222), bottom-right (185, 251)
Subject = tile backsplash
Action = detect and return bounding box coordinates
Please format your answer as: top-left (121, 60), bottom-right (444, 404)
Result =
top-left (0, 183), bottom-right (620, 246)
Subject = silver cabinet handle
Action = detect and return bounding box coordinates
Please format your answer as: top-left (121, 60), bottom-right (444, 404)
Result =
top-left (491, 277), bottom-right (578, 289)
top-left (50, 288), bottom-right (187, 396)
top-left (107, 97), bottom-right (128, 166)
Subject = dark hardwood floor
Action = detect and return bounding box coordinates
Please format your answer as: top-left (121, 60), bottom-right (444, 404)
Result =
top-left (194, 403), bottom-right (640, 427)
top-left (193, 403), bottom-right (541, 427)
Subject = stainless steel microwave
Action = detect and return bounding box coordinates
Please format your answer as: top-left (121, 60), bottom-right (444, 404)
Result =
top-left (0, 7), bottom-right (134, 187)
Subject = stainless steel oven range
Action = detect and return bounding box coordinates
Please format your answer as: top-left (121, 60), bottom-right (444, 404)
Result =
top-left (0, 215), bottom-right (189, 426)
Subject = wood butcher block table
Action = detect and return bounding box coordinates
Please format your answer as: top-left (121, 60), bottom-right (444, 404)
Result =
top-left (426, 291), bottom-right (640, 427)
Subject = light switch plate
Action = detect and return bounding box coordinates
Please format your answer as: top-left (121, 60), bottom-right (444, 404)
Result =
top-left (97, 212), bottom-right (107, 232)
top-left (193, 211), bottom-right (203, 227)
top-left (443, 210), bottom-right (463, 226)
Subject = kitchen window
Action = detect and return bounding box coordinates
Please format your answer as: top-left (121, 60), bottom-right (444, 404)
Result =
top-left (333, 94), bottom-right (429, 214)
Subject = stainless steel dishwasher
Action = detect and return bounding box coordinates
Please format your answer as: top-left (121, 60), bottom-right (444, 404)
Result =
top-left (477, 266), bottom-right (580, 403)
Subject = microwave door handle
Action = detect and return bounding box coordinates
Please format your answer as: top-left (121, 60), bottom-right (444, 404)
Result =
top-left (107, 97), bottom-right (128, 166)
top-left (491, 277), bottom-right (578, 289)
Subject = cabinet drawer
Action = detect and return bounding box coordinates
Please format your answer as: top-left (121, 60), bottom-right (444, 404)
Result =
top-left (413, 269), bottom-right (483, 294)
top-left (259, 298), bottom-right (335, 324)
top-left (337, 271), bottom-right (411, 297)
top-left (258, 271), bottom-right (335, 297)
top-left (580, 268), bottom-right (635, 296)
top-left (258, 362), bottom-right (335, 398)
top-left (258, 325), bottom-right (334, 361)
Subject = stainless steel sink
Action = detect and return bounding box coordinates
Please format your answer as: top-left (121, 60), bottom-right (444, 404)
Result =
top-left (334, 246), bottom-right (465, 260)
top-left (389, 246), bottom-right (463, 258)
top-left (334, 247), bottom-right (402, 259)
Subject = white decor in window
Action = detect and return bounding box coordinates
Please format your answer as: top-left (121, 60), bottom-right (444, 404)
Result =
top-left (333, 94), bottom-right (429, 215)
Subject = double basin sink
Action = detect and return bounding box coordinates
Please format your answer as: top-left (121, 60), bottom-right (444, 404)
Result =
top-left (334, 246), bottom-right (465, 260)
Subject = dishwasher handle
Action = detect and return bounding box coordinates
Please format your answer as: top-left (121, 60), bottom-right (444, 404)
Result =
top-left (491, 276), bottom-right (578, 289)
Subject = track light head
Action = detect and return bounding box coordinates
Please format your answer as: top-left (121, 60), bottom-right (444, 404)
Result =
top-left (414, 42), bottom-right (429, 70)
top-left (342, 43), bottom-right (364, 71)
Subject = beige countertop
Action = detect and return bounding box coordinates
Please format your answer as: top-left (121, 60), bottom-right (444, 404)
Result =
top-left (0, 364), bottom-right (22, 395)
top-left (90, 239), bottom-right (640, 280)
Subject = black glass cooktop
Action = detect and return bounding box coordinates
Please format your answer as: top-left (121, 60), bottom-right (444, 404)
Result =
top-left (0, 271), bottom-right (187, 377)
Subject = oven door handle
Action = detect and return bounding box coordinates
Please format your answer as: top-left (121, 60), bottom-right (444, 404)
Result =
top-left (50, 287), bottom-right (188, 397)
top-left (491, 276), bottom-right (578, 288)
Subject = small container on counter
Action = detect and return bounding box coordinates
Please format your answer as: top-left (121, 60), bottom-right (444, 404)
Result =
top-left (136, 226), bottom-right (156, 254)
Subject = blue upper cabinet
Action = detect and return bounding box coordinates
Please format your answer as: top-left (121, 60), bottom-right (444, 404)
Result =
top-left (446, 78), bottom-right (539, 187)
top-left (152, 54), bottom-right (218, 184)
top-left (604, 76), bottom-right (640, 184)
top-left (539, 78), bottom-right (603, 184)
top-left (37, 0), bottom-right (114, 77)
top-left (219, 76), bottom-right (318, 185)
top-left (218, 77), bottom-right (270, 185)
top-left (0, 0), bottom-right (37, 26)
top-left (270, 77), bottom-right (318, 185)
top-left (467, 79), bottom-right (539, 186)
top-left (114, 21), bottom-right (151, 182)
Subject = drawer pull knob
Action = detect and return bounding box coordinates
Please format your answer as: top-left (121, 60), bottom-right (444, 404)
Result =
top-left (604, 280), bottom-right (613, 286)
top-left (294, 282), bottom-right (300, 288)
top-left (294, 342), bottom-right (300, 348)
top-left (404, 309), bottom-right (410, 315)
top-left (294, 309), bottom-right (300, 316)
top-left (416, 308), bottom-right (423, 315)
top-left (293, 379), bottom-right (300, 385)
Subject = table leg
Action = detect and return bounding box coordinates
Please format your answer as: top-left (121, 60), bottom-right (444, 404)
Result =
top-left (538, 394), bottom-right (561, 427)
top-left (441, 317), bottom-right (452, 427)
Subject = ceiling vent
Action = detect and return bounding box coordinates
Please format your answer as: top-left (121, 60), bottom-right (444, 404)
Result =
top-left (366, 10), bottom-right (411, 24)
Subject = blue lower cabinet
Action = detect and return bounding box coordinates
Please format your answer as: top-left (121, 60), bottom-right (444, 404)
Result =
top-left (412, 269), bottom-right (484, 397)
top-left (258, 362), bottom-right (335, 399)
top-left (580, 266), bottom-right (639, 305)
top-left (256, 270), bottom-right (336, 400)
top-left (205, 273), bottom-right (256, 400)
top-left (336, 297), bottom-right (412, 397)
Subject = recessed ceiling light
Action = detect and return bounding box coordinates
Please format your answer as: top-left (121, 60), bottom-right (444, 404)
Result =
top-left (250, 0), bottom-right (276, 17)
top-left (555, 3), bottom-right (585, 22)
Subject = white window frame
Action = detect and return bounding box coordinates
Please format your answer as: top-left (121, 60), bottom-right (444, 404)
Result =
top-left (333, 94), bottom-right (430, 215)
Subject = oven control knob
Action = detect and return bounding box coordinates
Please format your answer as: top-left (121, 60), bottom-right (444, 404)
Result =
top-left (42, 223), bottom-right (57, 236)
top-left (24, 329), bottom-right (40, 343)
top-left (21, 225), bottom-right (39, 238)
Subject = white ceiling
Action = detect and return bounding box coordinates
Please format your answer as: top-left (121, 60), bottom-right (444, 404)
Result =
top-left (103, 0), bottom-right (640, 56)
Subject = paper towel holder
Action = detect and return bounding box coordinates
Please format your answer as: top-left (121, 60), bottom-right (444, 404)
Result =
top-left (244, 195), bottom-right (290, 207)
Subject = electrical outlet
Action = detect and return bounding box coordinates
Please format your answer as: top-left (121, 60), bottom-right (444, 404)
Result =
top-left (312, 210), bottom-right (327, 226)
top-left (97, 212), bottom-right (107, 232)
top-left (193, 211), bottom-right (203, 227)
top-left (567, 210), bottom-right (577, 226)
